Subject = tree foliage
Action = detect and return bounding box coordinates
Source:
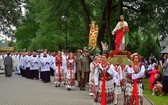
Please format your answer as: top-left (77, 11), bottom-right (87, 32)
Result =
top-left (138, 35), bottom-right (160, 59)
top-left (0, 0), bottom-right (25, 35)
top-left (13, 0), bottom-right (168, 56)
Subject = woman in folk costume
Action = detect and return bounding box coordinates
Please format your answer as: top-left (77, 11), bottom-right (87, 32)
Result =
top-left (54, 51), bottom-right (64, 87)
top-left (148, 63), bottom-right (159, 91)
top-left (124, 53), bottom-right (145, 105)
top-left (94, 54), bottom-right (119, 105)
top-left (113, 64), bottom-right (123, 105)
top-left (112, 15), bottom-right (129, 50)
top-left (89, 56), bottom-right (100, 96)
top-left (66, 53), bottom-right (76, 91)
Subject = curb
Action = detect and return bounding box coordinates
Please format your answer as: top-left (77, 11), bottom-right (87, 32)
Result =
top-left (0, 70), bottom-right (4, 74)
top-left (144, 96), bottom-right (155, 105)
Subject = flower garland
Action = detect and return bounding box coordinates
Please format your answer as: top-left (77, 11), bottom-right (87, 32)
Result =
top-left (109, 50), bottom-right (131, 58)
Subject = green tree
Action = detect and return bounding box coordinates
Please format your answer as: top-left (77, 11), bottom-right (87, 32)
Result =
top-left (13, 0), bottom-right (168, 53)
top-left (0, 0), bottom-right (25, 35)
top-left (138, 35), bottom-right (160, 58)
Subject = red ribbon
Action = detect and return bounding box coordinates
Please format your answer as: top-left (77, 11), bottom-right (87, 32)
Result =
top-left (101, 69), bottom-right (106, 105)
top-left (69, 60), bottom-right (73, 86)
top-left (56, 56), bottom-right (62, 82)
top-left (58, 62), bottom-right (61, 81)
top-left (131, 79), bottom-right (139, 105)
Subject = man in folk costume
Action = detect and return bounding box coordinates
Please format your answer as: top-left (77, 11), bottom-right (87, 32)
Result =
top-left (113, 64), bottom-right (123, 105)
top-left (75, 49), bottom-right (82, 88)
top-left (124, 53), bottom-right (145, 105)
top-left (94, 54), bottom-right (119, 105)
top-left (54, 51), bottom-right (64, 87)
top-left (40, 52), bottom-right (51, 83)
top-left (89, 56), bottom-right (100, 96)
top-left (66, 53), bottom-right (76, 91)
top-left (29, 52), bottom-right (40, 79)
top-left (81, 49), bottom-right (91, 90)
top-left (25, 51), bottom-right (32, 78)
top-left (112, 15), bottom-right (129, 50)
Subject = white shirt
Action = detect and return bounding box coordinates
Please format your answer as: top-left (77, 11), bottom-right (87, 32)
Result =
top-left (124, 65), bottom-right (145, 80)
top-left (40, 56), bottom-right (51, 72)
top-left (49, 55), bottom-right (56, 69)
top-left (21, 56), bottom-right (27, 70)
top-left (94, 64), bottom-right (120, 86)
top-left (62, 54), bottom-right (68, 71)
top-left (30, 56), bottom-right (40, 70)
top-left (26, 55), bottom-right (33, 68)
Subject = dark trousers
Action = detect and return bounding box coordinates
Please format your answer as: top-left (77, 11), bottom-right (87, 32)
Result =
top-left (29, 70), bottom-right (39, 79)
top-left (41, 71), bottom-right (50, 83)
top-left (26, 67), bottom-right (30, 78)
top-left (20, 68), bottom-right (23, 76)
top-left (50, 68), bottom-right (54, 76)
top-left (22, 69), bottom-right (26, 77)
top-left (80, 72), bottom-right (89, 89)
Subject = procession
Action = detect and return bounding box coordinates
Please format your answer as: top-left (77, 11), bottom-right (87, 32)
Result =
top-left (0, 15), bottom-right (158, 105)
top-left (1, 0), bottom-right (168, 105)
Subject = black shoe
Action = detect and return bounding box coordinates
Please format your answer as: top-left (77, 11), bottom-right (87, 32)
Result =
top-left (55, 85), bottom-right (57, 87)
top-left (58, 84), bottom-right (60, 87)
top-left (67, 88), bottom-right (71, 91)
top-left (83, 88), bottom-right (86, 91)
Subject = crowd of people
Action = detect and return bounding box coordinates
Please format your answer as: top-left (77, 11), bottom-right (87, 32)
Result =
top-left (0, 50), bottom-right (168, 105)
top-left (146, 54), bottom-right (168, 96)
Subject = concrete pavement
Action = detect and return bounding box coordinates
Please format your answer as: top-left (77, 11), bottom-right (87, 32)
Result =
top-left (0, 73), bottom-right (153, 105)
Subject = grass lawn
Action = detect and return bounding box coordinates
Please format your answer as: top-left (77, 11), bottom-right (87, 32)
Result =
top-left (143, 79), bottom-right (168, 105)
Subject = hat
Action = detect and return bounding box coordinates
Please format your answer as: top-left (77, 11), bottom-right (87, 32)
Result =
top-left (77, 49), bottom-right (82, 53)
top-left (83, 48), bottom-right (89, 52)
top-left (63, 50), bottom-right (68, 52)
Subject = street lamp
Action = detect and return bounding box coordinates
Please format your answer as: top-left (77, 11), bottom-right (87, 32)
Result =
top-left (61, 15), bottom-right (67, 50)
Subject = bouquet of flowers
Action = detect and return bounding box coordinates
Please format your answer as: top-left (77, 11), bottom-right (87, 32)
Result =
top-left (83, 46), bottom-right (101, 56)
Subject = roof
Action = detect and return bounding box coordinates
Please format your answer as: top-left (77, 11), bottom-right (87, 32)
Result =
top-left (161, 45), bottom-right (168, 53)
top-left (0, 42), bottom-right (8, 47)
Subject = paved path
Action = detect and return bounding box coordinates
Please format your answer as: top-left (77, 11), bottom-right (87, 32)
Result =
top-left (0, 74), bottom-right (153, 105)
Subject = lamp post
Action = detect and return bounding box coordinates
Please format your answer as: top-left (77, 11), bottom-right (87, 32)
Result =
top-left (61, 15), bottom-right (67, 50)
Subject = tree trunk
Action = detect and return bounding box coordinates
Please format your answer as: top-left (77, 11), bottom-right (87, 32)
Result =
top-left (79, 0), bottom-right (91, 38)
top-left (109, 0), bottom-right (123, 50)
top-left (97, 0), bottom-right (113, 51)
top-left (119, 0), bottom-right (123, 15)
top-left (106, 0), bottom-right (113, 50)
top-left (97, 6), bottom-right (106, 51)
